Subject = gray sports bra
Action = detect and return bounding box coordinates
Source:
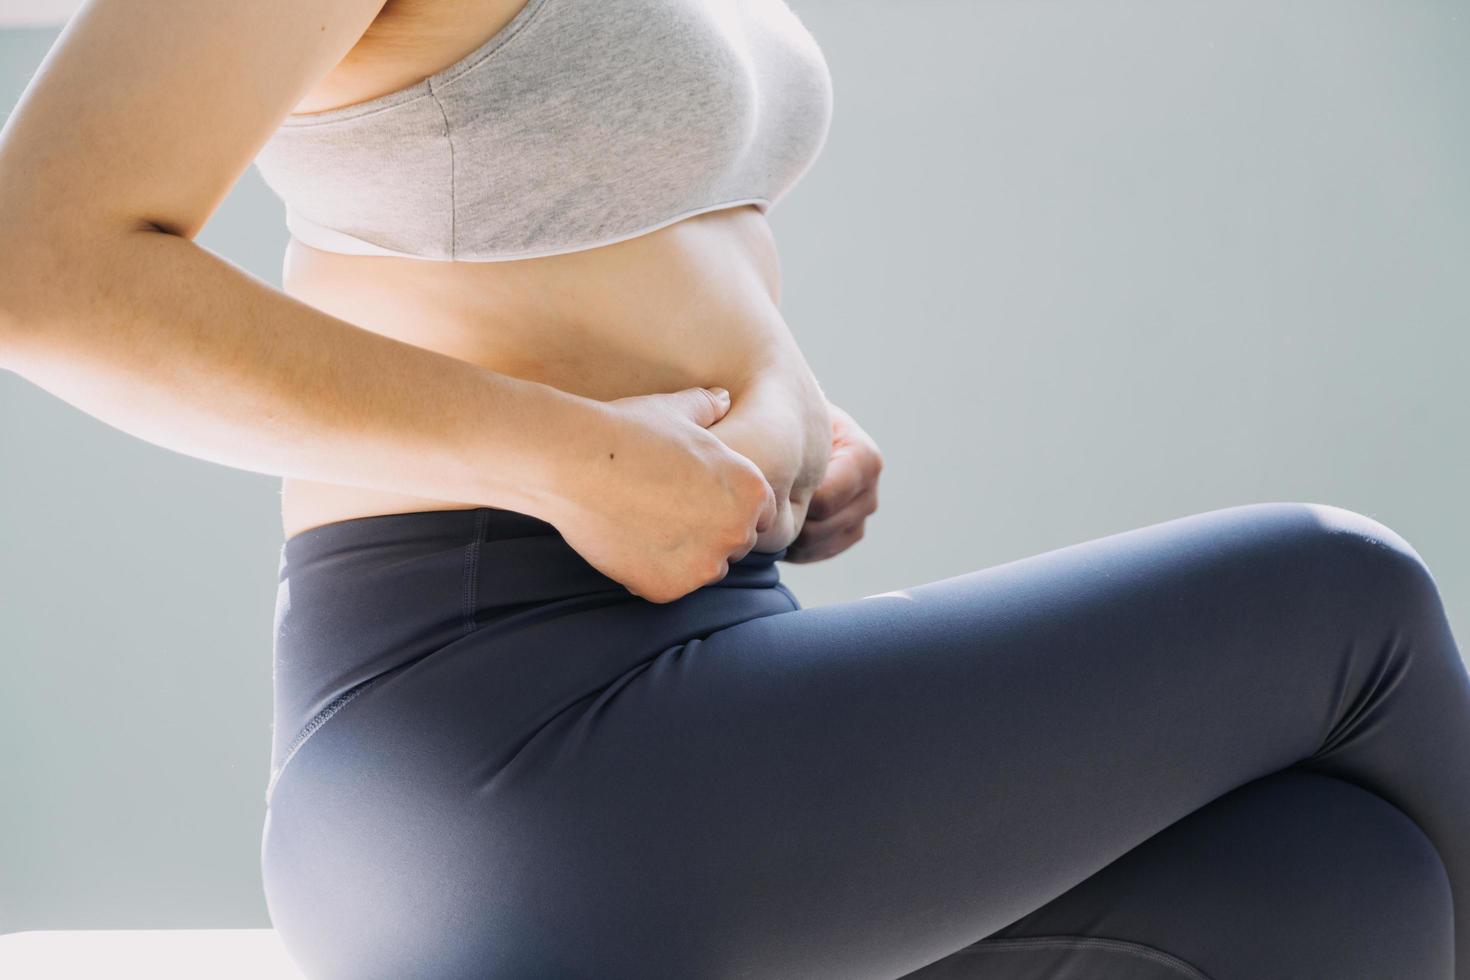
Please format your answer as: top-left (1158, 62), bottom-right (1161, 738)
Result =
top-left (252, 0), bottom-right (834, 262)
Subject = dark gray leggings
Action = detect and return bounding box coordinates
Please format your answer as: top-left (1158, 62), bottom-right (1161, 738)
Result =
top-left (261, 501), bottom-right (1469, 979)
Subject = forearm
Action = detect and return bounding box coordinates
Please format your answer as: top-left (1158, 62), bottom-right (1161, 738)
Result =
top-left (0, 225), bottom-right (603, 521)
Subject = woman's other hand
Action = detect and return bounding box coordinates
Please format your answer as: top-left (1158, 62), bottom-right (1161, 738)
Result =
top-left (550, 386), bottom-right (778, 604)
top-left (783, 402), bottom-right (883, 563)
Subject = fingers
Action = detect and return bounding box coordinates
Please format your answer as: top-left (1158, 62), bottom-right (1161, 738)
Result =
top-left (806, 483), bottom-right (878, 533)
top-left (805, 449), bottom-right (866, 521)
top-left (682, 385), bottom-right (731, 427)
top-left (785, 519), bottom-right (866, 564)
top-left (723, 517), bottom-right (765, 569)
top-left (786, 484), bottom-right (878, 563)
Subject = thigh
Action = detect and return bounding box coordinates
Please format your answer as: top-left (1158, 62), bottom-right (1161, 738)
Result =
top-left (264, 501), bottom-right (1468, 979)
top-left (902, 768), bottom-right (1454, 979)
top-left (454, 501), bottom-right (1461, 979)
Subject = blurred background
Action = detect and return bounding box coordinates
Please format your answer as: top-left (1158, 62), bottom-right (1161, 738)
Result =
top-left (1, 0), bottom-right (1466, 934)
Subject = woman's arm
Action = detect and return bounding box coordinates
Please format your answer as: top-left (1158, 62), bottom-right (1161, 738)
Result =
top-left (1, 223), bottom-right (603, 521)
top-left (0, 0), bottom-right (780, 603)
top-left (0, 0), bottom-right (601, 521)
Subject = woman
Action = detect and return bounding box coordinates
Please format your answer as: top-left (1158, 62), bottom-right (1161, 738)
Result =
top-left (0, 1), bottom-right (1465, 978)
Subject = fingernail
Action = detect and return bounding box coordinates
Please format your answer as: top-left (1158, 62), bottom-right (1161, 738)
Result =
top-left (709, 387), bottom-right (730, 401)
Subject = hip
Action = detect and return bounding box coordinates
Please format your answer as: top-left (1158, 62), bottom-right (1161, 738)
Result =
top-left (266, 504), bottom-right (799, 804)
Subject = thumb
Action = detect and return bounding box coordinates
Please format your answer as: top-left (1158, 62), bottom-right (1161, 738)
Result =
top-left (677, 386), bottom-right (732, 428)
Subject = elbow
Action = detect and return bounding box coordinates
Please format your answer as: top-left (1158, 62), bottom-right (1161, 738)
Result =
top-left (0, 219), bottom-right (101, 372)
top-left (0, 231), bottom-right (46, 372)
top-left (0, 213), bottom-right (162, 372)
top-left (0, 240), bottom-right (25, 371)
top-left (0, 310), bottom-right (17, 372)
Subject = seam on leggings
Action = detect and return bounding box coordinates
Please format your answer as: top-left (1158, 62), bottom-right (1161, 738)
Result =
top-left (462, 508), bottom-right (489, 636)
top-left (263, 595), bottom-right (513, 809)
top-left (774, 581), bottom-right (801, 612)
top-left (265, 675), bottom-right (384, 807)
top-left (950, 934), bottom-right (1215, 980)
top-left (479, 646), bottom-right (672, 796)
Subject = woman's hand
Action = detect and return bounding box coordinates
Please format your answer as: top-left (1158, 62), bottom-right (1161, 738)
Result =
top-left (783, 402), bottom-right (883, 563)
top-left (549, 386), bottom-right (779, 604)
top-left (700, 367), bottom-right (832, 555)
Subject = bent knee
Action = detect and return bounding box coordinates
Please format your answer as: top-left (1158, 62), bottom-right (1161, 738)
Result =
top-left (1232, 501), bottom-right (1445, 624)
top-left (1294, 501), bottom-right (1432, 575)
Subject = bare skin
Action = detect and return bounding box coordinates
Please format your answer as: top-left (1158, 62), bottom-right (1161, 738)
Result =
top-left (0, 0), bottom-right (881, 602)
top-left (276, 0), bottom-right (831, 551)
top-left (278, 205), bottom-right (829, 548)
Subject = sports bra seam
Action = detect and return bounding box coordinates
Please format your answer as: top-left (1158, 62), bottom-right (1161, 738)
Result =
top-left (291, 197), bottom-right (773, 262)
top-left (426, 77), bottom-right (458, 258)
top-left (274, 0), bottom-right (556, 129)
top-left (284, 210), bottom-right (436, 258)
top-left (456, 197), bottom-right (774, 261)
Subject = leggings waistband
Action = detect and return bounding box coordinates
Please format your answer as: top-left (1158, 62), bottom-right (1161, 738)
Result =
top-left (281, 505), bottom-right (787, 605)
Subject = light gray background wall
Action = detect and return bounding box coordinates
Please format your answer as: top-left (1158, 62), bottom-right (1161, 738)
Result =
top-left (2, 0), bottom-right (1466, 933)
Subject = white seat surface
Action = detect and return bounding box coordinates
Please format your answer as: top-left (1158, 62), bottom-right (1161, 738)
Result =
top-left (0, 930), bottom-right (308, 979)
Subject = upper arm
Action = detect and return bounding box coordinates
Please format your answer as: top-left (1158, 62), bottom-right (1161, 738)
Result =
top-left (0, 0), bottom-right (390, 243)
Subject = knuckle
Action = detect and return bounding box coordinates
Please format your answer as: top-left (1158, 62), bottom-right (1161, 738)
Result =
top-left (740, 467), bottom-right (771, 498)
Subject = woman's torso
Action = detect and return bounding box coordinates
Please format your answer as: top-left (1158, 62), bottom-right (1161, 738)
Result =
top-left (275, 0), bottom-right (832, 549)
